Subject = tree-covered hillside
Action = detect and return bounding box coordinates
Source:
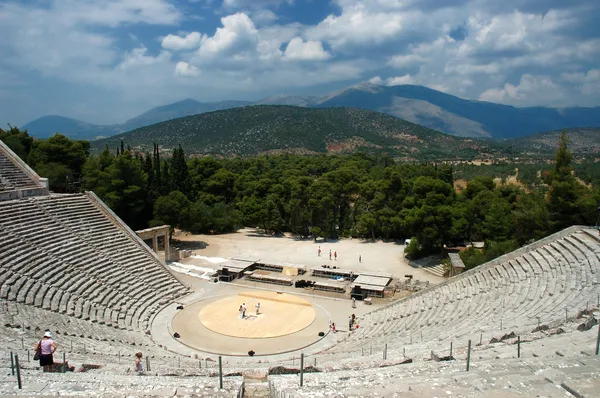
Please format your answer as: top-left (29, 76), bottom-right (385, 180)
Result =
top-left (504, 127), bottom-right (600, 155)
top-left (92, 106), bottom-right (501, 160)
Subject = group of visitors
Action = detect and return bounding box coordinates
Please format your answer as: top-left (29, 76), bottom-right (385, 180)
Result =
top-left (318, 246), bottom-right (362, 263)
top-left (238, 302), bottom-right (261, 319)
top-left (317, 246), bottom-right (339, 260)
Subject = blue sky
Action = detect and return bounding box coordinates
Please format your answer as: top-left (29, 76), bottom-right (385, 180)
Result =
top-left (1, 0), bottom-right (599, 126)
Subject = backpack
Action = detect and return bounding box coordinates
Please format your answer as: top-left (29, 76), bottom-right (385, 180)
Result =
top-left (33, 341), bottom-right (42, 360)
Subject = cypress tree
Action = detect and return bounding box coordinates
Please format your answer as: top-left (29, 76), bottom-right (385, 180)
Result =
top-left (153, 143), bottom-right (162, 192)
top-left (171, 145), bottom-right (190, 196)
top-left (161, 160), bottom-right (171, 195)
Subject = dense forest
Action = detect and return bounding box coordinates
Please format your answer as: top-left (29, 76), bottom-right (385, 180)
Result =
top-left (2, 126), bottom-right (599, 269)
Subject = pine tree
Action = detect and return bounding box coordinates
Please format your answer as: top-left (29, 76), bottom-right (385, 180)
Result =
top-left (547, 131), bottom-right (581, 230)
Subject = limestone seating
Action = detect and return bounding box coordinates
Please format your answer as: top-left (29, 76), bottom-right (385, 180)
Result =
top-left (0, 368), bottom-right (242, 397)
top-left (0, 196), bottom-right (188, 332)
top-left (0, 153), bottom-right (39, 191)
top-left (36, 195), bottom-right (186, 297)
top-left (328, 228), bottom-right (600, 358)
top-left (0, 239), bottom-right (125, 326)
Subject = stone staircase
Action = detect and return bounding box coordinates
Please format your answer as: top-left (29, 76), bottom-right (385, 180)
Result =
top-left (243, 374), bottom-right (270, 398)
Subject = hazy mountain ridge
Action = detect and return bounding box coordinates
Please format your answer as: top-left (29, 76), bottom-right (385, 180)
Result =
top-left (21, 83), bottom-right (600, 140)
top-left (91, 106), bottom-right (501, 160)
top-left (20, 115), bottom-right (121, 139)
top-left (505, 127), bottom-right (600, 154)
top-left (311, 83), bottom-right (600, 139)
top-left (120, 99), bottom-right (252, 132)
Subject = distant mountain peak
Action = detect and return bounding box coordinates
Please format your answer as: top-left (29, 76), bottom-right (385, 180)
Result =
top-left (20, 83), bottom-right (600, 142)
top-left (350, 81), bottom-right (384, 92)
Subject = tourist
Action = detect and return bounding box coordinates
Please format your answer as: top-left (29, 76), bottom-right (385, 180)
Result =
top-left (255, 302), bottom-right (260, 315)
top-left (35, 331), bottom-right (57, 372)
top-left (352, 297), bottom-right (356, 308)
top-left (332, 322), bottom-right (336, 332)
top-left (318, 246), bottom-right (321, 256)
top-left (359, 254), bottom-right (361, 263)
top-left (242, 303), bottom-right (247, 318)
top-left (334, 251), bottom-right (337, 261)
top-left (239, 305), bottom-right (243, 319)
top-left (329, 249), bottom-right (332, 260)
top-left (135, 352), bottom-right (143, 375)
top-left (348, 315), bottom-right (353, 330)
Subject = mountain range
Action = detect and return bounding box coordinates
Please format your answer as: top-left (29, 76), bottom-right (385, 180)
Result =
top-left (91, 106), bottom-right (503, 160)
top-left (21, 83), bottom-right (600, 141)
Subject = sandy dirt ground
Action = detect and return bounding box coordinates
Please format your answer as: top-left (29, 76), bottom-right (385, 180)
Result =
top-left (174, 228), bottom-right (444, 284)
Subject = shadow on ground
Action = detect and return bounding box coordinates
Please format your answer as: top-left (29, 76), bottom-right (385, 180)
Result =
top-left (172, 240), bottom-right (209, 250)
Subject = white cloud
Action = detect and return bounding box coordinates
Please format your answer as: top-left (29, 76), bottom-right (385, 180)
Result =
top-left (386, 75), bottom-right (415, 85)
top-left (562, 69), bottom-right (600, 96)
top-left (369, 75), bottom-right (415, 86)
top-left (2, 0), bottom-right (600, 126)
top-left (479, 74), bottom-right (564, 105)
top-left (174, 61), bottom-right (201, 77)
top-left (251, 9), bottom-right (278, 25)
top-left (283, 37), bottom-right (331, 61)
top-left (308, 3), bottom-right (405, 49)
top-left (162, 32), bottom-right (203, 51)
top-left (118, 47), bottom-right (171, 70)
top-left (388, 54), bottom-right (425, 69)
top-left (43, 0), bottom-right (182, 27)
top-left (368, 76), bottom-right (384, 85)
top-left (198, 13), bottom-right (259, 57)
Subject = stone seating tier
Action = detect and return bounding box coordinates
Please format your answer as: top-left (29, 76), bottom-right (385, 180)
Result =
top-left (326, 227), bottom-right (600, 357)
top-left (0, 194), bottom-right (189, 334)
top-left (0, 152), bottom-right (41, 193)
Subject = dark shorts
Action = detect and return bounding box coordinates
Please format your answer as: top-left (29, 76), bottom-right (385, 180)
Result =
top-left (39, 354), bottom-right (53, 367)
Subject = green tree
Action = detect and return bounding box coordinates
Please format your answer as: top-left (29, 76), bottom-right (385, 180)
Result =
top-left (171, 145), bottom-right (190, 197)
top-left (547, 132), bottom-right (586, 230)
top-left (152, 190), bottom-right (191, 229)
top-left (83, 151), bottom-right (147, 229)
top-left (26, 134), bottom-right (89, 192)
top-left (0, 125), bottom-right (34, 159)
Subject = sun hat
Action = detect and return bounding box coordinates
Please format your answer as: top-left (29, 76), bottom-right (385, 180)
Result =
top-left (44, 331), bottom-right (53, 338)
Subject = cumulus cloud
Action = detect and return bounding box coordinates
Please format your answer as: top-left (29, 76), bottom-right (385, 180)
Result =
top-left (308, 3), bottom-right (405, 49)
top-left (479, 74), bottom-right (564, 105)
top-left (369, 75), bottom-right (415, 86)
top-left (283, 37), bottom-right (331, 61)
top-left (250, 9), bottom-right (279, 25)
top-left (118, 47), bottom-right (171, 70)
top-left (2, 0), bottom-right (600, 126)
top-left (174, 61), bottom-right (201, 77)
top-left (562, 69), bottom-right (600, 96)
top-left (198, 13), bottom-right (259, 57)
top-left (162, 32), bottom-right (203, 51)
top-left (388, 54), bottom-right (425, 69)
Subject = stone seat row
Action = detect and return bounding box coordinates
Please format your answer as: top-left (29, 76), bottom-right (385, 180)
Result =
top-left (0, 195), bottom-right (188, 333)
top-left (329, 228), bottom-right (600, 356)
top-left (279, 320), bottom-right (600, 397)
top-left (0, 153), bottom-right (40, 191)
